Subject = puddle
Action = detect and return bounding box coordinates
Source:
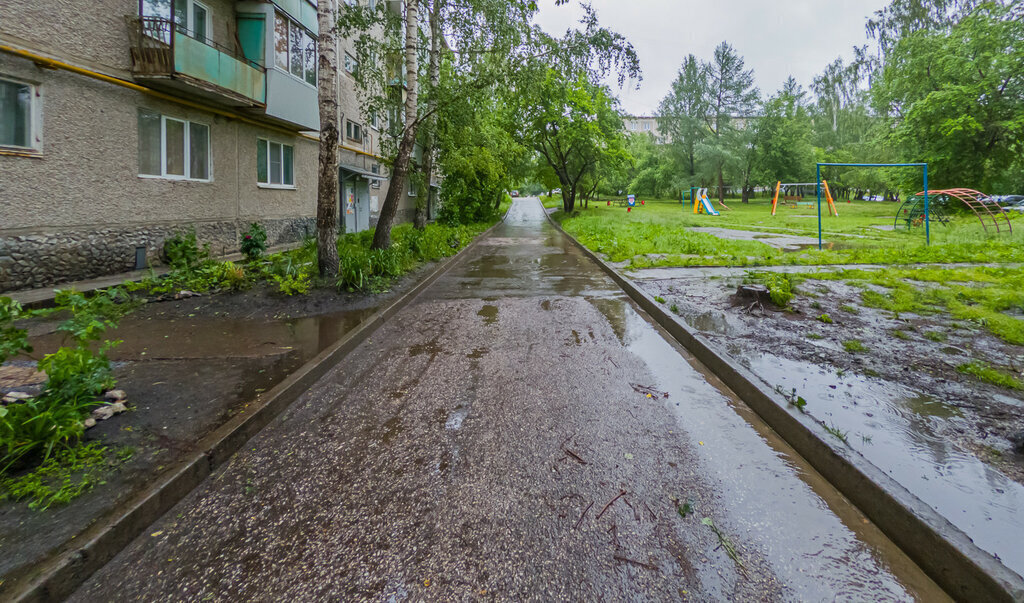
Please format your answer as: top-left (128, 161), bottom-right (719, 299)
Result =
top-left (742, 353), bottom-right (1024, 576)
top-left (684, 311), bottom-right (735, 335)
top-left (588, 296), bottom-right (943, 599)
top-left (445, 406), bottom-right (468, 431)
top-left (477, 304), bottom-right (499, 325)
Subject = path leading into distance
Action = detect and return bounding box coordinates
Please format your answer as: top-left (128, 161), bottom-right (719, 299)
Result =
top-left (73, 198), bottom-right (945, 601)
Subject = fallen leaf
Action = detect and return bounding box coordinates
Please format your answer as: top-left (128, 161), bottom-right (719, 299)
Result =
top-left (151, 531), bottom-right (164, 537)
top-left (698, 441), bottom-right (704, 446)
top-left (424, 579), bottom-right (431, 587)
top-left (624, 453), bottom-right (634, 460)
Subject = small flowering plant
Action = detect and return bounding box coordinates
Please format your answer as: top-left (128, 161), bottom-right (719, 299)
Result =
top-left (240, 222), bottom-right (268, 262)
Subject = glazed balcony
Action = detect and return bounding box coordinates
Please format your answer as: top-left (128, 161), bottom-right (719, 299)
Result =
top-left (126, 15), bottom-right (266, 108)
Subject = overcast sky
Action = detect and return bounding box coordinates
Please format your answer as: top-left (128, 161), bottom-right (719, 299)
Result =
top-left (532, 0), bottom-right (889, 115)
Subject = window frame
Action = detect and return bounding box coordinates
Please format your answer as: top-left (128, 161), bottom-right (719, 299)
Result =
top-left (273, 11), bottom-right (316, 88)
top-left (257, 137), bottom-right (296, 189)
top-left (345, 119), bottom-right (363, 143)
top-left (186, 0), bottom-right (213, 43)
top-left (137, 110), bottom-right (212, 182)
top-left (0, 75), bottom-right (42, 153)
top-left (344, 52), bottom-right (358, 76)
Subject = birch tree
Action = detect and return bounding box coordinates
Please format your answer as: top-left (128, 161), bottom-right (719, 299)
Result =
top-left (315, 0), bottom-right (340, 277)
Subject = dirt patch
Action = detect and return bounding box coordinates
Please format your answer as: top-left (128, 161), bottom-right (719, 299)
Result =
top-left (635, 268), bottom-right (1024, 574)
top-left (0, 261), bottom-right (439, 581)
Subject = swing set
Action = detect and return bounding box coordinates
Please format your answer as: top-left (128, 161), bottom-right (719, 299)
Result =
top-left (771, 181), bottom-right (839, 217)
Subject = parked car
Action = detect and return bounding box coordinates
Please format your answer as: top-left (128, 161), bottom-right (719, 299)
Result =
top-left (510, 190), bottom-right (520, 197)
top-left (552, 188), bottom-right (562, 194)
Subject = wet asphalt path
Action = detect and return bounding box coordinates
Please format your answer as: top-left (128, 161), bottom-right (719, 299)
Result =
top-left (72, 199), bottom-right (946, 601)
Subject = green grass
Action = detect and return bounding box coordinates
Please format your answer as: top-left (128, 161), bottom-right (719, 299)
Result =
top-left (818, 313), bottom-right (834, 324)
top-left (806, 333), bottom-right (824, 340)
top-left (843, 339), bottom-right (869, 353)
top-left (824, 423), bottom-right (849, 442)
top-left (0, 442), bottom-right (132, 510)
top-left (800, 266), bottom-right (1024, 346)
top-left (839, 304), bottom-right (859, 314)
top-left (957, 361), bottom-right (1023, 390)
top-left (654, 295), bottom-right (666, 303)
top-left (924, 330), bottom-right (947, 342)
top-left (891, 329), bottom-right (912, 340)
top-left (555, 197), bottom-right (1024, 269)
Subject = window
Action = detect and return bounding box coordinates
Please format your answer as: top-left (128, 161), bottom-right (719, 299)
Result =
top-left (371, 163), bottom-right (380, 189)
top-left (344, 52), bottom-right (358, 75)
top-left (0, 77), bottom-right (37, 151)
top-left (177, 0), bottom-right (211, 42)
top-left (408, 179), bottom-right (418, 197)
top-left (643, 122), bottom-right (651, 131)
top-left (369, 111), bottom-right (379, 130)
top-left (346, 120), bottom-right (362, 143)
top-left (273, 11), bottom-right (316, 85)
top-left (257, 138), bottom-right (294, 187)
top-left (138, 109), bottom-right (210, 180)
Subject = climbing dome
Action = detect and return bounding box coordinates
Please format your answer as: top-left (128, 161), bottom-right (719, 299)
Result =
top-left (895, 188), bottom-right (1013, 234)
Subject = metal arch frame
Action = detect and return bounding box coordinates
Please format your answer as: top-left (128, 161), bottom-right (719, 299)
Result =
top-left (816, 163), bottom-right (929, 250)
top-left (912, 188), bottom-right (1012, 235)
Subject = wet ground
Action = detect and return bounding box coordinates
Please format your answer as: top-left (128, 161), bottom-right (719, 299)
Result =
top-left (72, 199), bottom-right (946, 600)
top-left (0, 265), bottom-right (437, 582)
top-left (635, 267), bottom-right (1024, 578)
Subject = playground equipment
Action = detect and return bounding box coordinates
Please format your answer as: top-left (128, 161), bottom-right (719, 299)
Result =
top-left (896, 188), bottom-right (1012, 234)
top-left (816, 162), bottom-right (929, 249)
top-left (771, 181), bottom-right (839, 216)
top-left (692, 188), bottom-right (720, 216)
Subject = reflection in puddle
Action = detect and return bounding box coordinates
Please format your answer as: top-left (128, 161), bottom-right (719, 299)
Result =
top-left (743, 353), bottom-right (1024, 576)
top-left (445, 406), bottom-right (468, 431)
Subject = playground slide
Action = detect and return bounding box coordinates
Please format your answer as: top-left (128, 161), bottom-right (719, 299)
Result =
top-left (700, 194), bottom-right (720, 216)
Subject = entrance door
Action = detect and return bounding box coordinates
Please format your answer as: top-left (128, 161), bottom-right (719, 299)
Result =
top-left (341, 176), bottom-right (358, 233)
top-left (355, 180), bottom-right (371, 232)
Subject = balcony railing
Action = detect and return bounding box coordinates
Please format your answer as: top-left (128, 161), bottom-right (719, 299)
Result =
top-left (126, 15), bottom-right (266, 105)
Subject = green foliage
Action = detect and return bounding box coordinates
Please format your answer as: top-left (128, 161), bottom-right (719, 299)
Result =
top-left (163, 227), bottom-right (210, 270)
top-left (0, 442), bottom-right (116, 510)
top-left (0, 395), bottom-right (93, 471)
top-left (748, 272), bottom-right (797, 308)
top-left (924, 330), bottom-right (946, 342)
top-left (957, 361), bottom-right (1023, 390)
top-left (776, 385), bottom-right (807, 411)
top-left (0, 296), bottom-right (32, 365)
top-left (891, 329), bottom-right (912, 340)
top-left (806, 333), bottom-right (824, 340)
top-left (818, 313), bottom-right (834, 324)
top-left (839, 304), bottom-right (859, 314)
top-left (38, 344), bottom-right (117, 405)
top-left (824, 423), bottom-right (849, 442)
top-left (52, 288), bottom-right (134, 344)
top-left (843, 339), bottom-right (868, 353)
top-left (669, 303), bottom-right (679, 313)
top-left (240, 222), bottom-right (268, 262)
top-left (654, 296), bottom-right (666, 304)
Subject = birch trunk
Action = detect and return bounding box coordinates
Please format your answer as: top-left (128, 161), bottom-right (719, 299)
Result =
top-left (316, 0), bottom-right (340, 277)
top-left (372, 0), bottom-right (419, 250)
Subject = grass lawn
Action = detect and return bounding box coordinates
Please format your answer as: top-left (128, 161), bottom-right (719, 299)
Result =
top-left (554, 196), bottom-right (1024, 268)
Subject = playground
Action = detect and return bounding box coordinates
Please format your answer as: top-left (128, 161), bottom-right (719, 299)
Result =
top-left (554, 192), bottom-right (1024, 269)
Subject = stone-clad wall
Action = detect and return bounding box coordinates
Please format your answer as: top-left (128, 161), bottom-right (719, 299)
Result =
top-left (0, 218), bottom-right (315, 292)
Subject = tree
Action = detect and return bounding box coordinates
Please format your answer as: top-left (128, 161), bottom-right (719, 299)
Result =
top-left (753, 78), bottom-right (815, 188)
top-left (658, 55), bottom-right (709, 187)
top-left (518, 71), bottom-right (627, 213)
top-left (339, 0), bottom-right (539, 248)
top-left (315, 0), bottom-right (340, 278)
top-left (871, 2), bottom-right (1024, 190)
top-left (701, 42), bottom-right (759, 204)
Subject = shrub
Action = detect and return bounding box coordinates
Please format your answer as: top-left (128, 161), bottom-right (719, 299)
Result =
top-left (163, 227), bottom-right (210, 270)
top-left (38, 343), bottom-right (118, 405)
top-left (1, 297), bottom-right (31, 364)
top-left (0, 395), bottom-right (92, 471)
top-left (240, 222), bottom-right (268, 262)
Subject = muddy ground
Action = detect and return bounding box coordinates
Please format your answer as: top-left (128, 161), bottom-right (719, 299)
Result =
top-left (0, 261), bottom-right (440, 583)
top-left (638, 269), bottom-right (1024, 482)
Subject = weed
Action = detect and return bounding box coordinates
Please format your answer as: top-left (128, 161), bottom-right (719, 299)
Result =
top-left (163, 227), bottom-right (210, 270)
top-left (818, 313), bottom-right (834, 324)
top-left (806, 333), bottom-right (824, 340)
top-left (676, 499), bottom-right (695, 518)
top-left (843, 339), bottom-right (868, 353)
top-left (654, 295), bottom-right (666, 304)
top-left (669, 304), bottom-right (679, 313)
top-left (701, 517), bottom-right (742, 567)
top-left (824, 423), bottom-right (849, 442)
top-left (0, 442), bottom-right (127, 510)
top-left (924, 331), bottom-right (947, 342)
top-left (0, 296), bottom-right (32, 364)
top-left (957, 361), bottom-right (1023, 390)
top-left (747, 272), bottom-right (798, 308)
top-left (775, 385), bottom-right (807, 412)
top-left (891, 329), bottom-right (911, 340)
top-left (810, 301), bottom-right (823, 310)
top-left (839, 304), bottom-right (859, 314)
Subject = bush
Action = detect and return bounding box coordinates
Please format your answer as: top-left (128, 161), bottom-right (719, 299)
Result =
top-left (1, 297), bottom-right (31, 364)
top-left (163, 227), bottom-right (210, 270)
top-left (0, 395), bottom-right (93, 471)
top-left (38, 343), bottom-right (118, 405)
top-left (240, 222), bottom-right (268, 262)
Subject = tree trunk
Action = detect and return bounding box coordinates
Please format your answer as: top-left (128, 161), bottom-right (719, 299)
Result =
top-left (415, 0), bottom-right (443, 230)
top-left (741, 185), bottom-right (750, 204)
top-left (371, 0), bottom-right (419, 250)
top-left (716, 168), bottom-right (725, 205)
top-left (315, 0), bottom-right (339, 278)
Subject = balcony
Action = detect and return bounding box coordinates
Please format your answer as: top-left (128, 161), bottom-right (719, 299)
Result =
top-left (126, 16), bottom-right (266, 108)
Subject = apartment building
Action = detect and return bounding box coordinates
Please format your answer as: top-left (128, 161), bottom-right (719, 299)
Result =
top-left (624, 115), bottom-right (669, 145)
top-left (0, 0), bottom-right (425, 293)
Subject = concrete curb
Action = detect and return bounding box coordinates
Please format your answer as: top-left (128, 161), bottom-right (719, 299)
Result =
top-left (544, 208), bottom-right (1024, 603)
top-left (2, 220), bottom-right (503, 603)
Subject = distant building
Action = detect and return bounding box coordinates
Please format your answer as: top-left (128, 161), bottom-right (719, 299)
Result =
top-left (623, 115), bottom-right (670, 145)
